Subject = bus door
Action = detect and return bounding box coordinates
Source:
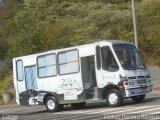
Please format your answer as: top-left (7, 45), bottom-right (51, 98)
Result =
top-left (81, 56), bottom-right (98, 100)
top-left (20, 65), bottom-right (38, 105)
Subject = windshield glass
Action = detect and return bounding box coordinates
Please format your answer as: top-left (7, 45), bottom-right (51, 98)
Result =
top-left (113, 44), bottom-right (146, 70)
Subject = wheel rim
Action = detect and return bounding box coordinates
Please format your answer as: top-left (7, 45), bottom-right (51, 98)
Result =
top-left (47, 99), bottom-right (55, 110)
top-left (108, 93), bottom-right (118, 105)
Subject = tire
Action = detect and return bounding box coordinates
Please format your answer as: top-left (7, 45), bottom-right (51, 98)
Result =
top-left (132, 94), bottom-right (145, 103)
top-left (106, 89), bottom-right (123, 107)
top-left (71, 102), bottom-right (86, 109)
top-left (45, 96), bottom-right (59, 112)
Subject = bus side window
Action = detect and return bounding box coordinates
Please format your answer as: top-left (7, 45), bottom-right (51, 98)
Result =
top-left (16, 60), bottom-right (23, 81)
top-left (37, 54), bottom-right (57, 78)
top-left (101, 46), bottom-right (119, 72)
top-left (58, 50), bottom-right (79, 75)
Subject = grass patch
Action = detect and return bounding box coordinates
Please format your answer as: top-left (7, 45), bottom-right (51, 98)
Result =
top-left (0, 75), bottom-right (16, 105)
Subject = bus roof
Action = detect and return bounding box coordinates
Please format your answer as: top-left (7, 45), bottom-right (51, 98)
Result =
top-left (13, 40), bottom-right (132, 59)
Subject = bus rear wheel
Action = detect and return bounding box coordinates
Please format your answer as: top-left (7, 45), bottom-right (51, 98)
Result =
top-left (132, 94), bottom-right (145, 103)
top-left (106, 89), bottom-right (123, 107)
top-left (71, 102), bottom-right (86, 109)
top-left (45, 96), bottom-right (59, 112)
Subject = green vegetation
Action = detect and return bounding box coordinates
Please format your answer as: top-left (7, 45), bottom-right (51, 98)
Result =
top-left (0, 0), bottom-right (159, 104)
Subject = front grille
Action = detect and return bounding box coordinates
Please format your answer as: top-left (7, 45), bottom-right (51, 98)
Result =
top-left (137, 76), bottom-right (145, 79)
top-left (127, 76), bottom-right (148, 86)
top-left (137, 79), bottom-right (147, 84)
top-left (128, 76), bottom-right (146, 80)
top-left (128, 76), bottom-right (136, 80)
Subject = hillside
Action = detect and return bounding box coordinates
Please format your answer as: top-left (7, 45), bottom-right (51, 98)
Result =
top-left (0, 0), bottom-right (160, 104)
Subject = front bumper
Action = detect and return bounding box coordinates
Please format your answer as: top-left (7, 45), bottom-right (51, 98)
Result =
top-left (125, 85), bottom-right (153, 97)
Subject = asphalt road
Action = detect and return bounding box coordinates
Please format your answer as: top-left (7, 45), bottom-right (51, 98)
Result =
top-left (0, 93), bottom-right (160, 120)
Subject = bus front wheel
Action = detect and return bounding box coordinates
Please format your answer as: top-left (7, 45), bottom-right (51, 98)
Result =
top-left (106, 89), bottom-right (123, 107)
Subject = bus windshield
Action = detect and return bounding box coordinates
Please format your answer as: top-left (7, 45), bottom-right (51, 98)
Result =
top-left (113, 44), bottom-right (146, 70)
